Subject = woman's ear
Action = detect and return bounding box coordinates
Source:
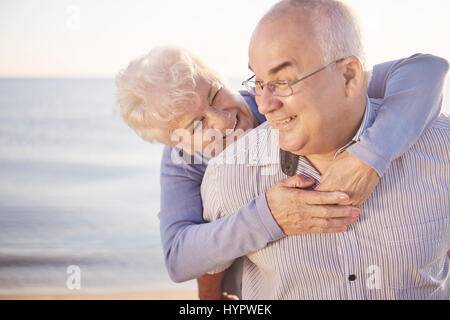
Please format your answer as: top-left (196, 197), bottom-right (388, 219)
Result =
top-left (340, 56), bottom-right (365, 98)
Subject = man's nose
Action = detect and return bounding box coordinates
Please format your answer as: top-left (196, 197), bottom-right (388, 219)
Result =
top-left (256, 86), bottom-right (282, 116)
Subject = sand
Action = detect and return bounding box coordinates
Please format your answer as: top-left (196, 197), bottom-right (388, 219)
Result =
top-left (0, 290), bottom-right (198, 300)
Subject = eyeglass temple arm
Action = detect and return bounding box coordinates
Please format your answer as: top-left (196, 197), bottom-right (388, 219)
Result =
top-left (290, 58), bottom-right (345, 86)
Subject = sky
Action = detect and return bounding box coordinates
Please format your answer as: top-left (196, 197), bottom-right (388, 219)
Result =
top-left (0, 0), bottom-right (449, 79)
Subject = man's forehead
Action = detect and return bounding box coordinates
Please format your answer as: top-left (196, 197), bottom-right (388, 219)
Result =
top-left (250, 8), bottom-right (313, 49)
top-left (248, 34), bottom-right (305, 76)
top-left (249, 18), bottom-right (316, 76)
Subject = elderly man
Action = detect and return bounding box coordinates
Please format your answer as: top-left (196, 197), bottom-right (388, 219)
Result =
top-left (201, 0), bottom-right (449, 299)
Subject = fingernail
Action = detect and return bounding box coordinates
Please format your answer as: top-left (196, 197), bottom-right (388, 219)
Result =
top-left (339, 194), bottom-right (349, 201)
top-left (352, 209), bottom-right (360, 216)
top-left (350, 217), bottom-right (358, 224)
top-left (341, 226), bottom-right (348, 232)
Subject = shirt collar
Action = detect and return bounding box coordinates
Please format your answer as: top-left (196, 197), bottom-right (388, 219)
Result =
top-left (353, 96), bottom-right (376, 143)
top-left (333, 96), bottom-right (376, 159)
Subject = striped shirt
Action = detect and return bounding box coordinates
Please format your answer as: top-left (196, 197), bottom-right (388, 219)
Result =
top-left (201, 98), bottom-right (450, 300)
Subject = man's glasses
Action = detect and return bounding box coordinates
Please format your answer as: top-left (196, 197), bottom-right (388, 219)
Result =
top-left (242, 58), bottom-right (345, 97)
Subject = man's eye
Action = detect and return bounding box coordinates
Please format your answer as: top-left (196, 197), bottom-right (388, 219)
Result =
top-left (276, 81), bottom-right (290, 88)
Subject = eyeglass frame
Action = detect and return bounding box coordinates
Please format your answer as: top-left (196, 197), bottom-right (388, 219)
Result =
top-left (242, 58), bottom-right (345, 97)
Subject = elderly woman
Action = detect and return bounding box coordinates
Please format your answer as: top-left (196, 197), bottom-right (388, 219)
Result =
top-left (116, 45), bottom-right (448, 299)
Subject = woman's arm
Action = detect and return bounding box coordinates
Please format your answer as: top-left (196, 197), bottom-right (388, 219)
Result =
top-left (317, 54), bottom-right (449, 204)
top-left (159, 146), bottom-right (284, 283)
top-left (350, 53), bottom-right (449, 175)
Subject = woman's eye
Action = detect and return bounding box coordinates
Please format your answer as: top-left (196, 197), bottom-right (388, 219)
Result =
top-left (210, 88), bottom-right (221, 106)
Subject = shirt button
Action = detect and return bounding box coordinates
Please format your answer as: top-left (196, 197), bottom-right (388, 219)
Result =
top-left (348, 274), bottom-right (357, 281)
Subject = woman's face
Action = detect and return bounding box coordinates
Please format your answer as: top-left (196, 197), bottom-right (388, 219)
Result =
top-left (173, 77), bottom-right (258, 156)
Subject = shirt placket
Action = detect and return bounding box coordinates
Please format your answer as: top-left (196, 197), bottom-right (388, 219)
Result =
top-left (339, 226), bottom-right (365, 300)
top-left (296, 155), bottom-right (366, 300)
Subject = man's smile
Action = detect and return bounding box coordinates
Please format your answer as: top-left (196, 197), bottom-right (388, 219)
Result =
top-left (271, 115), bottom-right (298, 130)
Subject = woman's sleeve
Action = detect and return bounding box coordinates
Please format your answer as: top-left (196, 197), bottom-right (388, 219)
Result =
top-left (347, 54), bottom-right (449, 176)
top-left (159, 146), bottom-right (284, 282)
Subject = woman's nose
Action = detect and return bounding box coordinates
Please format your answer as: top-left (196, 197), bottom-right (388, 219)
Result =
top-left (204, 108), bottom-right (232, 134)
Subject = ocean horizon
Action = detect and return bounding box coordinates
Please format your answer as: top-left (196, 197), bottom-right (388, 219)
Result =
top-left (0, 77), bottom-right (449, 295)
top-left (0, 78), bottom-right (194, 294)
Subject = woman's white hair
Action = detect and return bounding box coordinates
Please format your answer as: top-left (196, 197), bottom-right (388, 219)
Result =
top-left (263, 0), bottom-right (369, 72)
top-left (116, 46), bottom-right (225, 145)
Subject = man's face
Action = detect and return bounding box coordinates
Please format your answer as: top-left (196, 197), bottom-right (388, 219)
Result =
top-left (249, 12), bottom-right (353, 157)
top-left (173, 76), bottom-right (258, 156)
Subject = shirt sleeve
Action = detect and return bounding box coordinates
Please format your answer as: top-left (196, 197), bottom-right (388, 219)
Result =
top-left (159, 146), bottom-right (284, 282)
top-left (347, 54), bottom-right (449, 176)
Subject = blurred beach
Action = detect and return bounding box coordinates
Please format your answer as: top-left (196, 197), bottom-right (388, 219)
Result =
top-left (0, 78), bottom-right (199, 299)
top-left (0, 78), bottom-right (449, 300)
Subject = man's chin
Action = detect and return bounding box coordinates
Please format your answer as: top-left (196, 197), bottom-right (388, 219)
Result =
top-left (278, 140), bottom-right (306, 156)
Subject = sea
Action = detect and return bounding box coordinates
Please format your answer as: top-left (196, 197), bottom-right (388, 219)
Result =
top-left (0, 78), bottom-right (196, 294)
top-left (0, 78), bottom-right (449, 295)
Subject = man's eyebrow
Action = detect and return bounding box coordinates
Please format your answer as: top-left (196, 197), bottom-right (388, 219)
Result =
top-left (247, 61), bottom-right (295, 76)
top-left (268, 61), bottom-right (294, 75)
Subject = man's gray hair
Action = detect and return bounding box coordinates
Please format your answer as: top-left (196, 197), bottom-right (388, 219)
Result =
top-left (263, 0), bottom-right (369, 72)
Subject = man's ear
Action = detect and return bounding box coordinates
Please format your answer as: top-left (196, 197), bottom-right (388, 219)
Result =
top-left (340, 56), bottom-right (365, 98)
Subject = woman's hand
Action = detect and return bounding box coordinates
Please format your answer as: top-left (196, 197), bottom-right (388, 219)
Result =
top-left (266, 174), bottom-right (360, 235)
top-left (316, 151), bottom-right (380, 206)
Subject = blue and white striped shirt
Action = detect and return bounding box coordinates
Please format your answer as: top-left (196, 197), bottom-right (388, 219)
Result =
top-left (202, 99), bottom-right (450, 300)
